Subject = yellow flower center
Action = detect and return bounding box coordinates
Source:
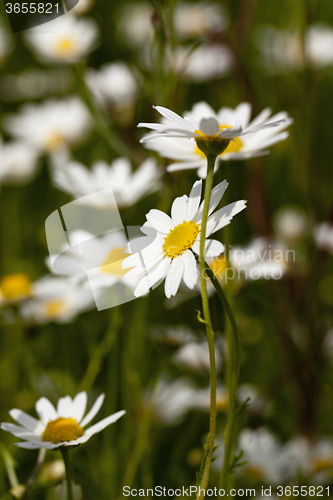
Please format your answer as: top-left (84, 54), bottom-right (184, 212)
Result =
top-left (163, 220), bottom-right (199, 259)
top-left (100, 248), bottom-right (130, 276)
top-left (44, 299), bottom-right (66, 319)
top-left (195, 124), bottom-right (243, 158)
top-left (209, 255), bottom-right (227, 280)
top-left (42, 417), bottom-right (84, 444)
top-left (0, 273), bottom-right (31, 300)
top-left (45, 132), bottom-right (64, 152)
top-left (54, 37), bottom-right (77, 57)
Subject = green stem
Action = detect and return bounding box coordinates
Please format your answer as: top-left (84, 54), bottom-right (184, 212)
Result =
top-left (61, 448), bottom-right (74, 500)
top-left (204, 264), bottom-right (241, 492)
top-left (196, 156), bottom-right (217, 499)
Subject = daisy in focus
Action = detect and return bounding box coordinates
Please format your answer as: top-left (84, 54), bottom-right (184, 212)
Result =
top-left (139, 102), bottom-right (293, 177)
top-left (3, 97), bottom-right (91, 154)
top-left (24, 14), bottom-right (99, 64)
top-left (52, 157), bottom-right (160, 209)
top-left (122, 179), bottom-right (246, 298)
top-left (1, 391), bottom-right (125, 449)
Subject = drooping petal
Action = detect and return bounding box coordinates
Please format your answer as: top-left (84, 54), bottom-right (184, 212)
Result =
top-left (182, 250), bottom-right (199, 289)
top-left (1, 422), bottom-right (42, 439)
top-left (9, 409), bottom-right (44, 433)
top-left (134, 259), bottom-right (170, 297)
top-left (164, 257), bottom-right (184, 298)
top-left (80, 393), bottom-right (105, 428)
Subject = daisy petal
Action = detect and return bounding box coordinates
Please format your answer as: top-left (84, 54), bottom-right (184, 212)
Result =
top-left (153, 106), bottom-right (194, 132)
top-left (146, 209), bottom-right (174, 234)
top-left (206, 201), bottom-right (247, 236)
top-left (36, 398), bottom-right (57, 424)
top-left (171, 195), bottom-right (188, 225)
top-left (80, 393), bottom-right (105, 428)
top-left (192, 239), bottom-right (224, 257)
top-left (1, 422), bottom-right (42, 438)
top-left (186, 180), bottom-right (202, 220)
top-left (57, 396), bottom-right (73, 418)
top-left (182, 250), bottom-right (199, 289)
top-left (134, 259), bottom-right (170, 297)
top-left (9, 409), bottom-right (44, 433)
top-left (71, 392), bottom-right (87, 423)
top-left (84, 410), bottom-right (126, 438)
top-left (165, 257), bottom-right (184, 298)
top-left (15, 441), bottom-right (43, 449)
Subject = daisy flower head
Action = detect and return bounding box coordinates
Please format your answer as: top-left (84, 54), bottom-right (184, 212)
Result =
top-left (1, 392), bottom-right (125, 450)
top-left (122, 179), bottom-right (246, 298)
top-left (24, 14), bottom-right (99, 64)
top-left (139, 103), bottom-right (293, 177)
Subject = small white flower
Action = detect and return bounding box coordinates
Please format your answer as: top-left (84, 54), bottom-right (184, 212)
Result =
top-left (117, 2), bottom-right (154, 47)
top-left (286, 436), bottom-right (333, 481)
top-left (139, 103), bottom-right (293, 177)
top-left (173, 44), bottom-right (234, 82)
top-left (24, 14), bottom-right (99, 64)
top-left (52, 157), bottom-right (160, 209)
top-left (4, 97), bottom-right (91, 153)
top-left (122, 179), bottom-right (246, 298)
top-left (20, 276), bottom-right (95, 324)
top-left (174, 2), bottom-right (228, 39)
top-left (172, 338), bottom-right (223, 373)
top-left (0, 136), bottom-right (38, 186)
top-left (313, 222), bottom-right (333, 254)
top-left (85, 62), bottom-right (138, 110)
top-left (1, 391), bottom-right (125, 449)
top-left (274, 207), bottom-right (309, 244)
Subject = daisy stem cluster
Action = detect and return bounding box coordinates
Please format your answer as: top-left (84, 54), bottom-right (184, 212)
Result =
top-left (197, 155), bottom-right (218, 498)
top-left (204, 264), bottom-right (241, 490)
top-left (61, 448), bottom-right (74, 500)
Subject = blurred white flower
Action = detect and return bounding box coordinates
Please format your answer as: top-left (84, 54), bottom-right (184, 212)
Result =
top-left (174, 2), bottom-right (227, 39)
top-left (55, 481), bottom-right (82, 500)
top-left (256, 24), bottom-right (333, 74)
top-left (24, 14), bottom-right (99, 64)
top-left (274, 207), bottom-right (309, 244)
top-left (237, 427), bottom-right (295, 484)
top-left (52, 157), bottom-right (160, 208)
top-left (4, 97), bottom-right (91, 153)
top-left (237, 384), bottom-right (268, 414)
top-left (139, 102), bottom-right (292, 178)
top-left (122, 179), bottom-right (246, 298)
top-left (85, 62), bottom-right (138, 111)
top-left (1, 391), bottom-right (125, 449)
top-left (0, 20), bottom-right (13, 65)
top-left (20, 276), bottom-right (95, 324)
top-left (286, 436), bottom-right (333, 482)
top-left (172, 338), bottom-right (222, 373)
top-left (313, 222), bottom-right (333, 254)
top-left (117, 2), bottom-right (154, 47)
top-left (0, 136), bottom-right (39, 186)
top-left (173, 44), bottom-right (234, 82)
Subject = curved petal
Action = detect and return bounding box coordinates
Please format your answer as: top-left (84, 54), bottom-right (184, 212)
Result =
top-left (35, 398), bottom-right (57, 424)
top-left (80, 393), bottom-right (105, 428)
top-left (71, 392), bottom-right (87, 423)
top-left (164, 257), bottom-right (184, 298)
top-left (9, 409), bottom-right (44, 433)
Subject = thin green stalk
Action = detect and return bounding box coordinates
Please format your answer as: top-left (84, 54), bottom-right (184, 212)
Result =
top-left (61, 448), bottom-right (74, 500)
top-left (196, 156), bottom-right (217, 499)
top-left (204, 264), bottom-right (241, 491)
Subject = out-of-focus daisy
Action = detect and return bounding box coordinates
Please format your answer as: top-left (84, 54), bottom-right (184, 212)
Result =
top-left (1, 391), bottom-right (125, 449)
top-left (0, 20), bottom-right (13, 65)
top-left (286, 436), bottom-right (333, 482)
top-left (24, 14), bottom-right (99, 64)
top-left (85, 62), bottom-right (138, 114)
top-left (19, 276), bottom-right (94, 324)
top-left (313, 223), bottom-right (333, 254)
top-left (139, 103), bottom-right (292, 177)
top-left (172, 337), bottom-right (223, 374)
top-left (4, 97), bottom-right (91, 153)
top-left (117, 2), bottom-right (154, 47)
top-left (0, 273), bottom-right (32, 305)
top-left (273, 207), bottom-right (309, 244)
top-left (306, 24), bottom-right (333, 68)
top-left (52, 157), bottom-right (160, 209)
top-left (173, 44), bottom-right (234, 82)
top-left (174, 2), bottom-right (227, 39)
top-left (0, 137), bottom-right (39, 186)
top-left (122, 179), bottom-right (246, 298)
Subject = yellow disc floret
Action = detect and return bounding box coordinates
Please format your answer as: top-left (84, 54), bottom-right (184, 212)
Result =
top-left (163, 220), bottom-right (200, 259)
top-left (195, 124), bottom-right (243, 159)
top-left (0, 273), bottom-right (31, 300)
top-left (100, 248), bottom-right (130, 276)
top-left (54, 37), bottom-right (77, 57)
top-left (42, 417), bottom-right (84, 444)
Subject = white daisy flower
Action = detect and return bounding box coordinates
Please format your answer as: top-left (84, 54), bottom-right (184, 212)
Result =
top-left (1, 392), bottom-right (125, 449)
top-left (286, 436), bottom-right (333, 482)
top-left (85, 61), bottom-right (138, 111)
top-left (313, 222), bottom-right (333, 254)
top-left (3, 97), bottom-right (91, 153)
top-left (24, 14), bottom-right (99, 64)
top-left (52, 157), bottom-right (160, 209)
top-left (122, 179), bottom-right (246, 298)
top-left (139, 102), bottom-right (293, 177)
top-left (0, 136), bottom-right (39, 186)
top-left (173, 44), bottom-right (234, 82)
top-left (19, 276), bottom-right (95, 324)
top-left (274, 207), bottom-right (309, 244)
top-left (174, 2), bottom-right (228, 39)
